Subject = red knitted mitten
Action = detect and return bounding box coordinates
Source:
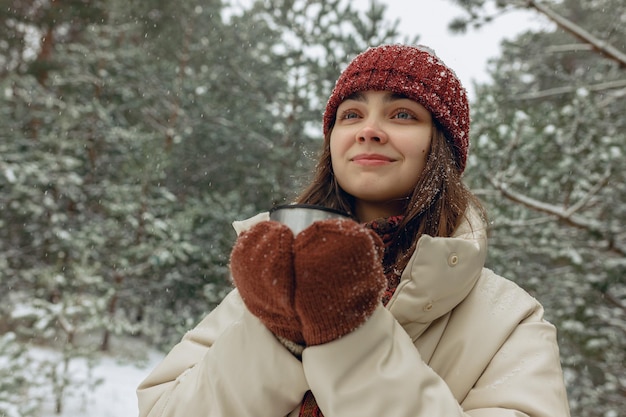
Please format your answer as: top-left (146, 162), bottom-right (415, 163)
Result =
top-left (293, 219), bottom-right (386, 346)
top-left (230, 221), bottom-right (303, 344)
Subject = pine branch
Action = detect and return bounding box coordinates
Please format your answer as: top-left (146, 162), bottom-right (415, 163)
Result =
top-left (489, 177), bottom-right (624, 256)
top-left (565, 170), bottom-right (611, 216)
top-left (57, 314), bottom-right (75, 336)
top-left (491, 180), bottom-right (598, 228)
top-left (488, 216), bottom-right (555, 229)
top-left (526, 0), bottom-right (626, 68)
top-left (603, 290), bottom-right (626, 315)
top-left (516, 79), bottom-right (626, 100)
top-left (492, 168), bottom-right (610, 222)
top-left (544, 43), bottom-right (594, 53)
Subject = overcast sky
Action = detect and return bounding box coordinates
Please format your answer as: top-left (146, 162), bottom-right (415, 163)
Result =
top-left (354, 1), bottom-right (549, 98)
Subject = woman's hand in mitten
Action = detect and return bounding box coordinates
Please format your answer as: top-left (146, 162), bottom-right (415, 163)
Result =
top-left (293, 219), bottom-right (386, 346)
top-left (230, 221), bottom-right (304, 344)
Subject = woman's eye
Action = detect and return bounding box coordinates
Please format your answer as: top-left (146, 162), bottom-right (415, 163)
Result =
top-left (393, 110), bottom-right (415, 120)
top-left (340, 110), bottom-right (360, 120)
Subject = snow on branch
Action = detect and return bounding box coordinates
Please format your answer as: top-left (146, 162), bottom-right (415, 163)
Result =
top-left (526, 0), bottom-right (626, 68)
top-left (565, 170), bottom-right (611, 215)
top-left (544, 43), bottom-right (594, 53)
top-left (516, 79), bottom-right (626, 101)
top-left (490, 174), bottom-right (624, 256)
top-left (489, 179), bottom-right (601, 231)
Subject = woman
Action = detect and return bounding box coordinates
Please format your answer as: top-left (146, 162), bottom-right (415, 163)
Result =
top-left (137, 44), bottom-right (571, 417)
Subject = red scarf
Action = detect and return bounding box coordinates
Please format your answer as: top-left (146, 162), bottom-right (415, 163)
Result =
top-left (298, 216), bottom-right (404, 417)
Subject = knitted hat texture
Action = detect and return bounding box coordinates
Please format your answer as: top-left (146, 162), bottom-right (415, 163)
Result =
top-left (323, 44), bottom-right (470, 172)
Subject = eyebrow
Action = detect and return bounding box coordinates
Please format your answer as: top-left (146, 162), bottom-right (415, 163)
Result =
top-left (344, 91), bottom-right (411, 102)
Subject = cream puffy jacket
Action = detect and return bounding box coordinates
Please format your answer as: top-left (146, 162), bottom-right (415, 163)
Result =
top-left (137, 211), bottom-right (571, 417)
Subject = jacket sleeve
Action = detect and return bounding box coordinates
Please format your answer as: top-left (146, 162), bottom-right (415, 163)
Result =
top-left (461, 307), bottom-right (571, 417)
top-left (301, 303), bottom-right (570, 417)
top-left (302, 306), bottom-right (465, 416)
top-left (137, 290), bottom-right (309, 417)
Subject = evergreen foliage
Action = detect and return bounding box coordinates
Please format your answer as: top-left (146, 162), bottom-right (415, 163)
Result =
top-left (2, 0), bottom-right (622, 414)
top-left (0, 0), bottom-right (402, 413)
top-left (452, 0), bottom-right (625, 415)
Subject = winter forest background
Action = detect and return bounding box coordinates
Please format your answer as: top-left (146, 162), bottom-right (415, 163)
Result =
top-left (1, 0), bottom-right (624, 416)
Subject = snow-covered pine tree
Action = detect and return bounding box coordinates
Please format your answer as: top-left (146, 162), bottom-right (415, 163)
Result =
top-left (450, 0), bottom-right (625, 414)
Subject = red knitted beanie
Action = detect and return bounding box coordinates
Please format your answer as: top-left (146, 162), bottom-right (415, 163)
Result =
top-left (323, 44), bottom-right (470, 172)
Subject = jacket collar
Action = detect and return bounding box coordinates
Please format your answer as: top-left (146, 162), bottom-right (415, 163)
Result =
top-left (385, 208), bottom-right (488, 340)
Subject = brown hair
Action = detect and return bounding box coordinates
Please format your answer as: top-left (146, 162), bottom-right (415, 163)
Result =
top-left (296, 122), bottom-right (486, 273)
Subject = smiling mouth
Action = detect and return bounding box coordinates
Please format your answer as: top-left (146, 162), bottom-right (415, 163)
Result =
top-left (351, 154), bottom-right (395, 165)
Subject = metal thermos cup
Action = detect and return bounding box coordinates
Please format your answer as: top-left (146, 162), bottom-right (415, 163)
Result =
top-left (269, 204), bottom-right (351, 235)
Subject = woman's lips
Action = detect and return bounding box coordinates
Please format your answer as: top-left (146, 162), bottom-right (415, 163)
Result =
top-left (351, 154), bottom-right (395, 166)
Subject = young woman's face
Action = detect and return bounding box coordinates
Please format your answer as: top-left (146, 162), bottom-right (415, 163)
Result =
top-left (330, 90), bottom-right (433, 222)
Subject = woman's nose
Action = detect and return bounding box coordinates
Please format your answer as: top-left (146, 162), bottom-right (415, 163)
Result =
top-left (357, 122), bottom-right (388, 144)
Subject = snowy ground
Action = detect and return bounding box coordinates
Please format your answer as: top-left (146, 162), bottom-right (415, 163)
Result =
top-left (35, 346), bottom-right (164, 417)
